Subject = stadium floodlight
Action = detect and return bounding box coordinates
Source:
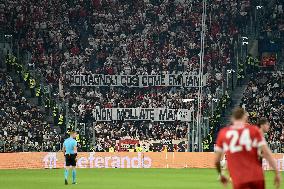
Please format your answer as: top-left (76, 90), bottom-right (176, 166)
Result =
top-left (182, 99), bottom-right (195, 102)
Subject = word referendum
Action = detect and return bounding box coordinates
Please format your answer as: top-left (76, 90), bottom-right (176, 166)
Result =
top-left (70, 74), bottom-right (205, 87)
top-left (92, 108), bottom-right (192, 121)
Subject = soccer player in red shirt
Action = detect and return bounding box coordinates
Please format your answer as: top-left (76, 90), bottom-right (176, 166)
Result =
top-left (215, 107), bottom-right (281, 189)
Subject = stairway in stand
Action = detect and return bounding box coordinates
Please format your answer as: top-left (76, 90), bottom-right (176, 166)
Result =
top-left (220, 79), bottom-right (249, 127)
top-left (8, 68), bottom-right (61, 134)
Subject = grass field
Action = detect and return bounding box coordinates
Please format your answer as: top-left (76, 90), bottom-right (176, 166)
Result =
top-left (0, 169), bottom-right (280, 189)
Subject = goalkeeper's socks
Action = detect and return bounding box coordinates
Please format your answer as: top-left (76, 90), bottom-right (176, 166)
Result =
top-left (72, 169), bottom-right (76, 183)
top-left (64, 169), bottom-right (69, 180)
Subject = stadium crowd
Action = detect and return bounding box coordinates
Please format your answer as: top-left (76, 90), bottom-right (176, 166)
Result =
top-left (241, 72), bottom-right (284, 153)
top-left (258, 0), bottom-right (284, 67)
top-left (61, 0), bottom-right (244, 150)
top-left (0, 0), bottom-right (264, 152)
top-left (260, 0), bottom-right (284, 40)
top-left (0, 70), bottom-right (61, 152)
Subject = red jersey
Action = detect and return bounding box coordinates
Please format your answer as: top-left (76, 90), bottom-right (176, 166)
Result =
top-left (216, 124), bottom-right (266, 185)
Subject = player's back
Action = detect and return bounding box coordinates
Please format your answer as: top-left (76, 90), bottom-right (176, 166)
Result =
top-left (64, 137), bottom-right (77, 155)
top-left (216, 123), bottom-right (265, 185)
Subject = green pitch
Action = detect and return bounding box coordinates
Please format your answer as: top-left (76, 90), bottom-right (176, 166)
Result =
top-left (0, 169), bottom-right (280, 189)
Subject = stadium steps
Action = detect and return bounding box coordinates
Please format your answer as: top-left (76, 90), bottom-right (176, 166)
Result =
top-left (9, 70), bottom-right (54, 119)
top-left (11, 66), bottom-right (60, 132)
top-left (13, 73), bottom-right (60, 133)
top-left (1, 50), bottom-right (61, 135)
top-left (248, 40), bottom-right (259, 57)
top-left (220, 79), bottom-right (249, 126)
top-left (277, 52), bottom-right (284, 70)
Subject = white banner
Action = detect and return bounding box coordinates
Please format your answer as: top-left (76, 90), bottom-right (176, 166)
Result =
top-left (92, 108), bottom-right (193, 121)
top-left (70, 74), bottom-right (206, 87)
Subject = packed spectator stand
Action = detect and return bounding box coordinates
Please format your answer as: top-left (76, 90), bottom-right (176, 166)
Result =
top-left (2, 0), bottom-right (283, 152)
top-left (241, 72), bottom-right (284, 153)
top-left (257, 0), bottom-right (283, 68)
top-left (241, 0), bottom-right (284, 153)
top-left (0, 68), bottom-right (61, 152)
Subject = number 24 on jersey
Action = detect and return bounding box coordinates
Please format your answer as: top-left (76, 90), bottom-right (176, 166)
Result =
top-left (224, 129), bottom-right (258, 153)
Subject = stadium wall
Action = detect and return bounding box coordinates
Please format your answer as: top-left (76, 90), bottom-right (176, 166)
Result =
top-left (0, 152), bottom-right (283, 170)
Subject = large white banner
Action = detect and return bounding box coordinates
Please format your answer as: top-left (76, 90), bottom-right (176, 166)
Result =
top-left (70, 74), bottom-right (206, 87)
top-left (92, 108), bottom-right (193, 121)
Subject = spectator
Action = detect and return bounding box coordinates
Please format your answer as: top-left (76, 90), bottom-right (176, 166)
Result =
top-left (0, 70), bottom-right (61, 152)
top-left (241, 72), bottom-right (284, 153)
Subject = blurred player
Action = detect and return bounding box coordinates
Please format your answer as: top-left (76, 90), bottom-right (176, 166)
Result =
top-left (257, 118), bottom-right (270, 163)
top-left (63, 131), bottom-right (78, 185)
top-left (220, 154), bottom-right (227, 170)
top-left (215, 107), bottom-right (281, 189)
top-left (217, 154), bottom-right (228, 181)
top-left (257, 118), bottom-right (270, 135)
